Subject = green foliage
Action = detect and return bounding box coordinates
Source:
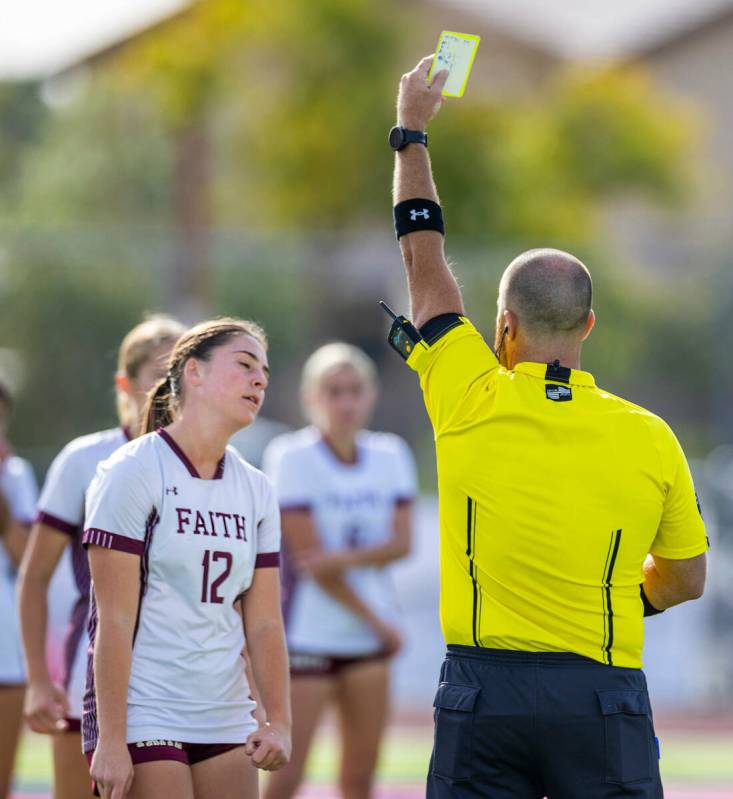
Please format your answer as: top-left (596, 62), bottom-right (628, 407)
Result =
top-left (14, 81), bottom-right (172, 225)
top-left (430, 67), bottom-right (696, 242)
top-left (0, 83), bottom-right (47, 207)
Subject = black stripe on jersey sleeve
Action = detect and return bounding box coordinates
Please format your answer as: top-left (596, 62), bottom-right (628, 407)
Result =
top-left (419, 313), bottom-right (464, 346)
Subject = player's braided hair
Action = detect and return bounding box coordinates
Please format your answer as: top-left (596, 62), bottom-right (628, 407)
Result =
top-left (143, 317), bottom-right (268, 434)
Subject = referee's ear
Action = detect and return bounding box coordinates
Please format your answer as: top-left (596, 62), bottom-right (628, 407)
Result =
top-left (580, 309), bottom-right (596, 342)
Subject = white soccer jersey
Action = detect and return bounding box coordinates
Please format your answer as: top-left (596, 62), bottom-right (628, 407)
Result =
top-left (36, 427), bottom-right (130, 718)
top-left (263, 427), bottom-right (417, 657)
top-left (81, 429), bottom-right (281, 751)
top-left (0, 455), bottom-right (39, 684)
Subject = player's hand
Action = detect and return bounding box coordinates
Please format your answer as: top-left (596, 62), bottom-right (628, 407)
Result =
top-left (371, 619), bottom-right (402, 656)
top-left (23, 679), bottom-right (70, 734)
top-left (90, 741), bottom-right (134, 799)
top-left (245, 722), bottom-right (291, 771)
top-left (397, 55), bottom-right (449, 131)
top-left (294, 549), bottom-right (350, 578)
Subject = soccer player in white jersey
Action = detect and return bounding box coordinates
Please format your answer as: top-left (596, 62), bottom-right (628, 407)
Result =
top-left (18, 316), bottom-right (183, 799)
top-left (262, 343), bottom-right (416, 799)
top-left (83, 317), bottom-right (290, 799)
top-left (0, 378), bottom-right (39, 799)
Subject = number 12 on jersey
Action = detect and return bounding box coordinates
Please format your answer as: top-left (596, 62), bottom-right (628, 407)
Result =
top-left (201, 549), bottom-right (233, 604)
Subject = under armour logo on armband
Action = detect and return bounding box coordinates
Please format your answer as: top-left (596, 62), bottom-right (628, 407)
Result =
top-left (410, 208), bottom-right (430, 221)
top-left (166, 486), bottom-right (179, 495)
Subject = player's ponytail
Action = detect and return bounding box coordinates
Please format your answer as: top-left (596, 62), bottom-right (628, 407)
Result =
top-left (143, 375), bottom-right (175, 434)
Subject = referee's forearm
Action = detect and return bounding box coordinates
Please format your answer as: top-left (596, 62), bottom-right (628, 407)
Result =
top-left (392, 147), bottom-right (463, 326)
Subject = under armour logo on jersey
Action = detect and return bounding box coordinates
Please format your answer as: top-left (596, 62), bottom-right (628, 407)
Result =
top-left (546, 384), bottom-right (573, 402)
top-left (410, 208), bottom-right (430, 221)
top-left (166, 486), bottom-right (179, 495)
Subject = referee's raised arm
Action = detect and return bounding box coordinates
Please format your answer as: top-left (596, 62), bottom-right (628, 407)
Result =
top-left (391, 56), bottom-right (462, 328)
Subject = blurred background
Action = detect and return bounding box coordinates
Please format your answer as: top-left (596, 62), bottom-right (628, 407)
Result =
top-left (1, 1), bottom-right (732, 797)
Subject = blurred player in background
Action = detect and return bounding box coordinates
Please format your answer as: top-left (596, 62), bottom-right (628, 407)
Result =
top-left (83, 318), bottom-right (289, 799)
top-left (18, 316), bottom-right (183, 799)
top-left (0, 378), bottom-right (39, 799)
top-left (262, 343), bottom-right (416, 799)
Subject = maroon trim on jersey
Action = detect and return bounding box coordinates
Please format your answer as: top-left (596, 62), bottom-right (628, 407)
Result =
top-left (134, 509), bottom-right (160, 643)
top-left (279, 503), bottom-right (312, 513)
top-left (395, 496), bottom-right (415, 508)
top-left (35, 510), bottom-right (78, 536)
top-left (83, 528), bottom-right (145, 556)
top-left (255, 551), bottom-right (280, 568)
top-left (157, 428), bottom-right (226, 480)
top-left (122, 425), bottom-right (133, 442)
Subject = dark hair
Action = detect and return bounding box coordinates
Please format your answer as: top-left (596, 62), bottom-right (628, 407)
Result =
top-left (143, 317), bottom-right (267, 434)
top-left (0, 376), bottom-right (13, 413)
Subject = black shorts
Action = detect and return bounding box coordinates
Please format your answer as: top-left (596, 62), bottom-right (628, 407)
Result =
top-left (427, 646), bottom-right (663, 799)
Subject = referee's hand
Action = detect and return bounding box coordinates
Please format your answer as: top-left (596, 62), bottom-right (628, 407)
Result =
top-left (397, 55), bottom-right (449, 131)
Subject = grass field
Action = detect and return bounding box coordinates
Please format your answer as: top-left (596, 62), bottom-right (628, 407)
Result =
top-left (11, 721), bottom-right (733, 798)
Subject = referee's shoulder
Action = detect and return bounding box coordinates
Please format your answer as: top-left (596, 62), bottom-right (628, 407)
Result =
top-left (593, 384), bottom-right (681, 451)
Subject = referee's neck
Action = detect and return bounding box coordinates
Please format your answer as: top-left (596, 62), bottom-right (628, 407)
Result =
top-left (506, 343), bottom-right (583, 371)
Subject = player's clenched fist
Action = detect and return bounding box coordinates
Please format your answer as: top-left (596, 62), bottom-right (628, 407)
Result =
top-left (396, 55), bottom-right (449, 131)
top-left (245, 722), bottom-right (291, 771)
top-left (90, 742), bottom-right (134, 799)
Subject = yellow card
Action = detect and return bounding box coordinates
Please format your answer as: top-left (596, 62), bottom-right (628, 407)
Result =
top-left (428, 31), bottom-right (481, 98)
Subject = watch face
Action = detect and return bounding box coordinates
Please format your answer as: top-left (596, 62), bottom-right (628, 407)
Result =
top-left (388, 126), bottom-right (404, 150)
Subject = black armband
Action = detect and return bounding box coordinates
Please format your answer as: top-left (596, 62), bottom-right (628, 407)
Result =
top-left (394, 199), bottom-right (444, 240)
top-left (640, 584), bottom-right (664, 617)
top-left (419, 313), bottom-right (464, 345)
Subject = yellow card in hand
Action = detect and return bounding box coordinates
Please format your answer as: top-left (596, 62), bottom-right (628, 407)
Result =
top-left (428, 31), bottom-right (480, 98)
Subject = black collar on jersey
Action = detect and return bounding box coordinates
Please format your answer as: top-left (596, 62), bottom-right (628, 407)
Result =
top-left (545, 360), bottom-right (572, 384)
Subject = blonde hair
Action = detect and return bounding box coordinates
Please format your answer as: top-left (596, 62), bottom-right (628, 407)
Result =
top-left (300, 342), bottom-right (377, 419)
top-left (143, 317), bottom-right (267, 434)
top-left (116, 315), bottom-right (185, 428)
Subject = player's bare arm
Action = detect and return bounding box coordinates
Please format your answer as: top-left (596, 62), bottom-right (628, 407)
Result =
top-left (88, 547), bottom-right (139, 799)
top-left (393, 56), bottom-right (463, 328)
top-left (18, 525), bottom-right (71, 733)
top-left (241, 567), bottom-right (291, 771)
top-left (300, 501), bottom-right (412, 574)
top-left (282, 509), bottom-right (402, 654)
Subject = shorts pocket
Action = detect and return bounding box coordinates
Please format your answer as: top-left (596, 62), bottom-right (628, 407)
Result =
top-left (597, 689), bottom-right (655, 784)
top-left (431, 682), bottom-right (480, 782)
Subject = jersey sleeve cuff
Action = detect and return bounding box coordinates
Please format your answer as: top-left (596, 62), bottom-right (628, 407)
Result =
top-left (650, 539), bottom-right (709, 560)
top-left (83, 528), bottom-right (145, 556)
top-left (255, 552), bottom-right (280, 568)
top-left (36, 510), bottom-right (79, 536)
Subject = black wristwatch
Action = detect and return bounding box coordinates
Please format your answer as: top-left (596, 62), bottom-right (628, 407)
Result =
top-left (388, 126), bottom-right (428, 151)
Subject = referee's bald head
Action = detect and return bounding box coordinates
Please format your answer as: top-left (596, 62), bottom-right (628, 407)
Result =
top-left (498, 249), bottom-right (593, 338)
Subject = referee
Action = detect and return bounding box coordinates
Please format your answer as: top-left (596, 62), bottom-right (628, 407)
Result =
top-left (387, 57), bottom-right (708, 799)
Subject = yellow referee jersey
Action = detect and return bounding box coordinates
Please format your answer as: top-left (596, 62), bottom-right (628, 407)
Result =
top-left (407, 316), bottom-right (707, 669)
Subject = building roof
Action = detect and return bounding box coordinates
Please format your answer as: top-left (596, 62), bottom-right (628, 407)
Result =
top-left (2, 0), bottom-right (733, 80)
top-left (437, 0), bottom-right (733, 60)
top-left (0, 0), bottom-right (188, 80)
